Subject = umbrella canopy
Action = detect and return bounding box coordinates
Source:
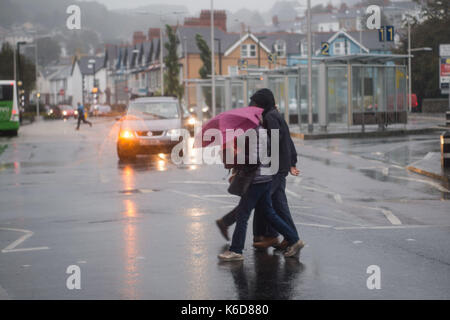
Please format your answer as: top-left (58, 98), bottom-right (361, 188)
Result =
top-left (193, 106), bottom-right (263, 148)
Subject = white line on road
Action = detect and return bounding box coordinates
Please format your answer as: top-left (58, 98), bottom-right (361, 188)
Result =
top-left (169, 181), bottom-right (228, 185)
top-left (391, 175), bottom-right (450, 193)
top-left (0, 228), bottom-right (49, 253)
top-left (169, 190), bottom-right (232, 205)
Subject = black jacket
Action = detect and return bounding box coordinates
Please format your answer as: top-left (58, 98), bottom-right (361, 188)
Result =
top-left (263, 107), bottom-right (298, 173)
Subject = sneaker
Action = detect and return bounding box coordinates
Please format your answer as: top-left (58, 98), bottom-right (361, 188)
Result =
top-left (218, 250), bottom-right (244, 261)
top-left (216, 219), bottom-right (229, 241)
top-left (284, 240), bottom-right (305, 258)
top-left (273, 239), bottom-right (289, 251)
top-left (253, 237), bottom-right (279, 249)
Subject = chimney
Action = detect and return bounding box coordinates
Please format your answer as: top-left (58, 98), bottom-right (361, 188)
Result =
top-left (148, 28), bottom-right (160, 41)
top-left (272, 15), bottom-right (279, 27)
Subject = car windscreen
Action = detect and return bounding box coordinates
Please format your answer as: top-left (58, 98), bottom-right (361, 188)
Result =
top-left (127, 101), bottom-right (179, 120)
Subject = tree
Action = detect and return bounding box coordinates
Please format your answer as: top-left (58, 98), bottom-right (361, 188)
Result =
top-left (395, 0), bottom-right (450, 107)
top-left (195, 33), bottom-right (212, 108)
top-left (0, 43), bottom-right (35, 92)
top-left (163, 25), bottom-right (183, 99)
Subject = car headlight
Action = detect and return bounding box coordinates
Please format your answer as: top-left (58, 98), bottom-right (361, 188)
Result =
top-left (167, 129), bottom-right (182, 137)
top-left (202, 107), bottom-right (209, 113)
top-left (62, 111), bottom-right (67, 116)
top-left (74, 111), bottom-right (78, 115)
top-left (188, 117), bottom-right (195, 125)
top-left (120, 130), bottom-right (134, 139)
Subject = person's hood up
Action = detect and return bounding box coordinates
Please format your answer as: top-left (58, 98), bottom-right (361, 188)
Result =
top-left (249, 88), bottom-right (276, 116)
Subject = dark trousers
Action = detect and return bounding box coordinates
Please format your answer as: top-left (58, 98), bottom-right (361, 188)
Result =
top-left (229, 181), bottom-right (300, 254)
top-left (76, 115), bottom-right (92, 129)
top-left (222, 172), bottom-right (299, 240)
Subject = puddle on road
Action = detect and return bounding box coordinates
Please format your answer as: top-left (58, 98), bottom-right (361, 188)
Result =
top-left (118, 188), bottom-right (160, 195)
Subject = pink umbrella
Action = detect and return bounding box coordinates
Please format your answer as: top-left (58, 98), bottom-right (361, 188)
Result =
top-left (193, 106), bottom-right (263, 148)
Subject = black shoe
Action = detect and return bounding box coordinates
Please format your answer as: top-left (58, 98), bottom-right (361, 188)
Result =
top-left (216, 219), bottom-right (229, 241)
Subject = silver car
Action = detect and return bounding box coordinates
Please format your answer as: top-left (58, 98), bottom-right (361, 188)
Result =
top-left (117, 97), bottom-right (192, 161)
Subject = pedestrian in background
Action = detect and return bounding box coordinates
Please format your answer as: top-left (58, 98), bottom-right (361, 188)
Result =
top-left (76, 102), bottom-right (92, 130)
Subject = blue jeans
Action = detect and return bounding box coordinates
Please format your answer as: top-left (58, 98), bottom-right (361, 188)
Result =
top-left (229, 181), bottom-right (300, 254)
top-left (254, 172), bottom-right (299, 239)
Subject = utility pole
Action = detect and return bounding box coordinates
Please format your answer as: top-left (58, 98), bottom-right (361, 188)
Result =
top-left (307, 0), bottom-right (313, 133)
top-left (34, 40), bottom-right (40, 120)
top-left (184, 36), bottom-right (189, 106)
top-left (160, 15), bottom-right (165, 96)
top-left (408, 21), bottom-right (412, 113)
top-left (211, 0), bottom-right (216, 117)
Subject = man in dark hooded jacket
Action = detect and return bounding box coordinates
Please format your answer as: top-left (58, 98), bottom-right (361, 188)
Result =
top-left (216, 88), bottom-right (301, 250)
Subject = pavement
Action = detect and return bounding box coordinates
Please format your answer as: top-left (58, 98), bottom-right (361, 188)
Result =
top-left (0, 118), bottom-right (449, 299)
top-left (289, 113), bottom-right (449, 140)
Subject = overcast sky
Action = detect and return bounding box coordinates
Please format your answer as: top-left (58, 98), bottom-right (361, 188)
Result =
top-left (84, 0), bottom-right (344, 14)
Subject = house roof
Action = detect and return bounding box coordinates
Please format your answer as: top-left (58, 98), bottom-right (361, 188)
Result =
top-left (176, 26), bottom-right (240, 55)
top-left (311, 29), bottom-right (397, 53)
top-left (77, 56), bottom-right (106, 75)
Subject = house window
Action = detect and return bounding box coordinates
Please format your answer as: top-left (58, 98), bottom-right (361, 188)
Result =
top-left (334, 41), bottom-right (347, 55)
top-left (301, 41), bottom-right (308, 56)
top-left (241, 44), bottom-right (256, 58)
top-left (274, 40), bottom-right (286, 58)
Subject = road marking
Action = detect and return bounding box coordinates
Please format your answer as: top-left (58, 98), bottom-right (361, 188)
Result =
top-left (353, 241), bottom-right (363, 244)
top-left (169, 180), bottom-right (227, 185)
top-left (380, 209), bottom-right (402, 225)
top-left (391, 175), bottom-right (450, 193)
top-left (295, 222), bottom-right (333, 229)
top-left (349, 203), bottom-right (402, 225)
top-left (203, 194), bottom-right (236, 198)
top-left (295, 212), bottom-right (364, 226)
top-left (285, 188), bottom-right (303, 200)
top-left (0, 228), bottom-right (49, 253)
top-left (333, 225), bottom-right (441, 230)
top-left (406, 238), bottom-right (416, 242)
top-left (169, 190), bottom-right (232, 205)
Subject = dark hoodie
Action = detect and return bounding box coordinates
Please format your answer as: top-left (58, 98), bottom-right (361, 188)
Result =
top-left (250, 88), bottom-right (298, 174)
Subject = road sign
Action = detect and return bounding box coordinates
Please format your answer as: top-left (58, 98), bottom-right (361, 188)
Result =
top-left (439, 44), bottom-right (450, 57)
top-left (321, 42), bottom-right (330, 56)
top-left (378, 26), bottom-right (394, 42)
top-left (440, 58), bottom-right (450, 90)
top-left (238, 59), bottom-right (248, 69)
top-left (386, 26), bottom-right (394, 42)
top-left (268, 53), bottom-right (277, 64)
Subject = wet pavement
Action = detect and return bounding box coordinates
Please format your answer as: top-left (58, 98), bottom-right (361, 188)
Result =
top-left (0, 119), bottom-right (449, 299)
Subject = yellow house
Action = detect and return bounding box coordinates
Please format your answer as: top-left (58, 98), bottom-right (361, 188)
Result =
top-left (177, 26), bottom-right (297, 107)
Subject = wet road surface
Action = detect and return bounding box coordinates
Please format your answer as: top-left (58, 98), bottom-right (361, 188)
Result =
top-left (0, 119), bottom-right (449, 299)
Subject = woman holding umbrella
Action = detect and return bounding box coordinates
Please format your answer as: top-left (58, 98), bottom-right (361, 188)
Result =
top-left (194, 93), bottom-right (304, 261)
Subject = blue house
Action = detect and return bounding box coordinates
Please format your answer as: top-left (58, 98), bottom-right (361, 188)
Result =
top-left (289, 29), bottom-right (398, 66)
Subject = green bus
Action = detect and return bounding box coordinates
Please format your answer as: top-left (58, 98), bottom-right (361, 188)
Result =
top-left (0, 80), bottom-right (20, 135)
